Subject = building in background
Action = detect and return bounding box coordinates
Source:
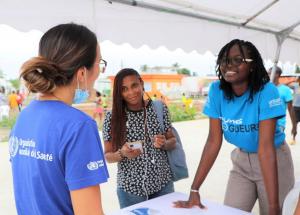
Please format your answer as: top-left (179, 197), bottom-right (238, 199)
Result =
top-left (108, 73), bottom-right (186, 100)
top-left (181, 76), bottom-right (217, 97)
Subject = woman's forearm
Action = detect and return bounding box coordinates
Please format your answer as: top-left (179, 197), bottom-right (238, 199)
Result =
top-left (258, 144), bottom-right (279, 209)
top-left (191, 141), bottom-right (222, 190)
top-left (71, 185), bottom-right (104, 215)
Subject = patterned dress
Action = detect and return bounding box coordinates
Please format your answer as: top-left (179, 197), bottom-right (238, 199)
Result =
top-left (102, 100), bottom-right (172, 196)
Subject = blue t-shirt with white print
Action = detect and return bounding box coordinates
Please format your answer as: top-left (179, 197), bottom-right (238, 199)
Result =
top-left (203, 81), bottom-right (285, 153)
top-left (277, 84), bottom-right (293, 128)
top-left (9, 100), bottom-right (109, 215)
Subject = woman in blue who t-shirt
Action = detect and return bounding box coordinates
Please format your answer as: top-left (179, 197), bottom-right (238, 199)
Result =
top-left (174, 39), bottom-right (294, 215)
top-left (9, 23), bottom-right (109, 215)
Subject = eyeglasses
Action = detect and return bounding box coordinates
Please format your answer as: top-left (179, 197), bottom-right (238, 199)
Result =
top-left (96, 59), bottom-right (107, 73)
top-left (220, 57), bottom-right (253, 67)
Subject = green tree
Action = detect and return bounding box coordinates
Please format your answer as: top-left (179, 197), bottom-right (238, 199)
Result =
top-left (9, 79), bottom-right (20, 90)
top-left (295, 64), bottom-right (300, 74)
top-left (177, 68), bottom-right (191, 76)
top-left (140, 64), bottom-right (148, 72)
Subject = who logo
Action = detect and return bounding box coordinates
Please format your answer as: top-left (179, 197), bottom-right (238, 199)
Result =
top-left (9, 136), bottom-right (19, 158)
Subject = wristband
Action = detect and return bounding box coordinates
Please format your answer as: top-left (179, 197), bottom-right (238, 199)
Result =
top-left (190, 189), bottom-right (199, 193)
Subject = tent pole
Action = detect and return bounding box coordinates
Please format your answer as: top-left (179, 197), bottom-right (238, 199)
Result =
top-left (270, 21), bottom-right (300, 82)
top-left (270, 36), bottom-right (283, 83)
top-left (242, 0), bottom-right (279, 26)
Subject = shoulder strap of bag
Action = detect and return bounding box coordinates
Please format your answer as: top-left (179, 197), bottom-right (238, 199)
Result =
top-left (152, 100), bottom-right (165, 133)
top-left (153, 100), bottom-right (189, 181)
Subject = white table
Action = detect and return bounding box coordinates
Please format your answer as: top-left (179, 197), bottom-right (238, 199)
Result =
top-left (107, 192), bottom-right (253, 215)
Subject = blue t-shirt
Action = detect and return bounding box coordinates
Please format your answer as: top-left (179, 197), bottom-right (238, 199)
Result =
top-left (203, 81), bottom-right (285, 153)
top-left (277, 84), bottom-right (293, 128)
top-left (9, 100), bottom-right (109, 215)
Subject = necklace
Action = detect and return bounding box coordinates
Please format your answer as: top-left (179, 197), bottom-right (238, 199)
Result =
top-left (51, 93), bottom-right (61, 101)
top-left (39, 93), bottom-right (62, 102)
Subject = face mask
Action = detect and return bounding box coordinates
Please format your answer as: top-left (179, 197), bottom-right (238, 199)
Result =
top-left (73, 88), bottom-right (89, 104)
top-left (73, 69), bottom-right (90, 104)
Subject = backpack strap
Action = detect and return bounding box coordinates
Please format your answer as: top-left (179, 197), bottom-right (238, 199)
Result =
top-left (152, 100), bottom-right (164, 133)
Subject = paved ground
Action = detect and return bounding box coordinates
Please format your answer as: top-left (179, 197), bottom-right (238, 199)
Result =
top-left (1, 118), bottom-right (299, 214)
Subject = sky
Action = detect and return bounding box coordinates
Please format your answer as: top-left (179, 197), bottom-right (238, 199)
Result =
top-left (0, 24), bottom-right (297, 80)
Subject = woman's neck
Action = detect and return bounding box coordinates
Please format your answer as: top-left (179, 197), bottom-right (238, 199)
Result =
top-left (126, 99), bottom-right (147, 111)
top-left (232, 82), bottom-right (248, 96)
top-left (38, 86), bottom-right (74, 105)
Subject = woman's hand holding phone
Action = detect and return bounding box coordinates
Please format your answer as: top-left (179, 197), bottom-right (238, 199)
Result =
top-left (121, 141), bottom-right (143, 159)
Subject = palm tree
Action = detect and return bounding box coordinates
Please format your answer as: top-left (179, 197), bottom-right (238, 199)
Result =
top-left (171, 62), bottom-right (180, 72)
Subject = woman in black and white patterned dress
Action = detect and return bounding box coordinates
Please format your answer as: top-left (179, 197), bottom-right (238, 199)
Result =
top-left (103, 68), bottom-right (176, 208)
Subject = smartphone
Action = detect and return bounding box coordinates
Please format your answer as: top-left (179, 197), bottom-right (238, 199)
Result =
top-left (127, 140), bottom-right (143, 150)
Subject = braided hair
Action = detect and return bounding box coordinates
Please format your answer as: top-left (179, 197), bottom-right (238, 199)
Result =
top-left (216, 39), bottom-right (269, 102)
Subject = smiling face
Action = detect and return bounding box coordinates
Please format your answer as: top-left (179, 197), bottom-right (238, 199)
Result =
top-left (220, 44), bottom-right (252, 87)
top-left (121, 74), bottom-right (144, 110)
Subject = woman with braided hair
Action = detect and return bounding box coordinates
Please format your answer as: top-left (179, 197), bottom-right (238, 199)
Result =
top-left (174, 39), bottom-right (294, 215)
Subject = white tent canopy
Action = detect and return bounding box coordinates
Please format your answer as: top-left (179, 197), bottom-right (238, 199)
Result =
top-left (1, 0), bottom-right (300, 63)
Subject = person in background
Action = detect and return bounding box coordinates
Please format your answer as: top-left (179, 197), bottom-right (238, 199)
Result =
top-left (0, 86), bottom-right (7, 106)
top-left (268, 66), bottom-right (297, 144)
top-left (0, 86), bottom-right (9, 121)
top-left (291, 78), bottom-right (300, 145)
top-left (101, 93), bottom-right (108, 112)
top-left (9, 23), bottom-right (109, 215)
top-left (103, 68), bottom-right (176, 208)
top-left (151, 94), bottom-right (157, 101)
top-left (8, 90), bottom-right (18, 117)
top-left (16, 90), bottom-right (24, 111)
top-left (181, 93), bottom-right (187, 105)
top-left (93, 90), bottom-right (104, 125)
top-left (174, 39), bottom-right (294, 215)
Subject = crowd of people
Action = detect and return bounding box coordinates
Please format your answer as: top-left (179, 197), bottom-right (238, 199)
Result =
top-left (6, 23), bottom-right (300, 215)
